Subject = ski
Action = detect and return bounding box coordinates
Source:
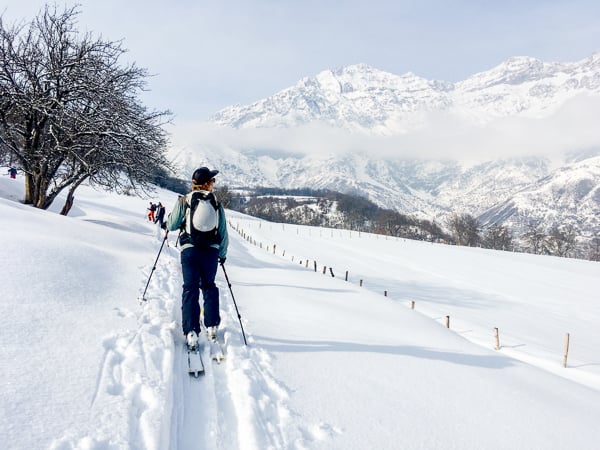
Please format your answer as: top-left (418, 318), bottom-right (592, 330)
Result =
top-left (187, 345), bottom-right (205, 377)
top-left (207, 331), bottom-right (225, 363)
top-left (200, 323), bottom-right (225, 363)
top-left (208, 337), bottom-right (225, 363)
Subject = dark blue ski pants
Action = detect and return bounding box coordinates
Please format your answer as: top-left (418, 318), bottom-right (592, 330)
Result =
top-left (180, 245), bottom-right (221, 334)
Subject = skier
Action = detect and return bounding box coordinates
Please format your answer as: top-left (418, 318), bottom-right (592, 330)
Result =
top-left (147, 202), bottom-right (156, 222)
top-left (154, 202), bottom-right (166, 229)
top-left (166, 167), bottom-right (229, 350)
top-left (8, 167), bottom-right (17, 179)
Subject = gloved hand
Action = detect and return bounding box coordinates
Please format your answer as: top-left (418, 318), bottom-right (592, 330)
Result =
top-left (218, 257), bottom-right (226, 264)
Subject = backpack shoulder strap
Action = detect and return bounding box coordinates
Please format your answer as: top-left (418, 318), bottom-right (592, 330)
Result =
top-left (206, 192), bottom-right (219, 210)
top-left (179, 194), bottom-right (192, 232)
top-left (191, 191), bottom-right (219, 210)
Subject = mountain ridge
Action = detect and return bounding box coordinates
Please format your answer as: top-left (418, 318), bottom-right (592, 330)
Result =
top-left (210, 52), bottom-right (600, 131)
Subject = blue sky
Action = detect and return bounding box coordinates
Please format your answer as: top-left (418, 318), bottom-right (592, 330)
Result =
top-left (2, 0), bottom-right (599, 123)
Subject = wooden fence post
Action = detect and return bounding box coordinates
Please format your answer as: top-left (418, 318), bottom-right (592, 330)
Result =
top-left (411, 301), bottom-right (415, 310)
top-left (563, 333), bottom-right (570, 368)
top-left (345, 271), bottom-right (348, 281)
top-left (360, 279), bottom-right (363, 287)
top-left (445, 316), bottom-right (450, 328)
top-left (329, 268), bottom-right (335, 277)
top-left (494, 327), bottom-right (500, 350)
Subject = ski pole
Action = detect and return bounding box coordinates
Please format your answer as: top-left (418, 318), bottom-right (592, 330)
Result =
top-left (141, 231), bottom-right (169, 301)
top-left (220, 263), bottom-right (248, 346)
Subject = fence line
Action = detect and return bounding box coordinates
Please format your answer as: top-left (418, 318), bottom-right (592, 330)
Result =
top-left (232, 220), bottom-right (576, 368)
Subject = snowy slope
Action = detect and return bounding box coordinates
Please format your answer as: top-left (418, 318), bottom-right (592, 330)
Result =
top-left (1, 176), bottom-right (600, 450)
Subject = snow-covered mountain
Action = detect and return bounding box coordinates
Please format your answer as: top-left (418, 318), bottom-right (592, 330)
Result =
top-left (480, 155), bottom-right (600, 238)
top-left (211, 63), bottom-right (454, 133)
top-left (178, 52), bottom-right (600, 240)
top-left (211, 53), bottom-right (600, 132)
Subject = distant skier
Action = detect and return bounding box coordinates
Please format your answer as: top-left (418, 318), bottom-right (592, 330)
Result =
top-left (147, 202), bottom-right (156, 222)
top-left (8, 167), bottom-right (17, 179)
top-left (154, 202), bottom-right (166, 229)
top-left (166, 167), bottom-right (229, 350)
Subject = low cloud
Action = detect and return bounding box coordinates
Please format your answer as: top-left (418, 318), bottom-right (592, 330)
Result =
top-left (170, 93), bottom-right (600, 162)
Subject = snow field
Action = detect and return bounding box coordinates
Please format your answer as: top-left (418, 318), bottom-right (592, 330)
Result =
top-left (228, 213), bottom-right (600, 391)
top-left (3, 175), bottom-right (600, 450)
top-left (49, 244), bottom-right (179, 450)
top-left (224, 216), bottom-right (600, 449)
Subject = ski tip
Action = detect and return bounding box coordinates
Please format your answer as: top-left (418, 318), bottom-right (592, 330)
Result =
top-left (211, 354), bottom-right (225, 363)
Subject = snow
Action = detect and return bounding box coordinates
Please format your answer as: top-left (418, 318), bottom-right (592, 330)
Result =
top-left (1, 173), bottom-right (600, 450)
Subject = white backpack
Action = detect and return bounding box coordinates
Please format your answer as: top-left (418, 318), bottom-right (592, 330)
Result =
top-left (185, 191), bottom-right (220, 245)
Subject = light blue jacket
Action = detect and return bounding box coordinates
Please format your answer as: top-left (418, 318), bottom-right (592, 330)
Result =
top-left (167, 191), bottom-right (228, 260)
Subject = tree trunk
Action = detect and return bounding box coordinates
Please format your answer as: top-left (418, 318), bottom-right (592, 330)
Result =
top-left (24, 173), bottom-right (35, 205)
top-left (34, 176), bottom-right (50, 209)
top-left (60, 190), bottom-right (75, 216)
top-left (60, 176), bottom-right (88, 216)
top-left (24, 172), bottom-right (49, 208)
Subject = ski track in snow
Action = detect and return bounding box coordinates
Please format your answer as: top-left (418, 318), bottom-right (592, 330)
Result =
top-left (50, 233), bottom-right (309, 450)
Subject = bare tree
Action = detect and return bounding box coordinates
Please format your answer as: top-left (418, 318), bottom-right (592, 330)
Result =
top-left (546, 225), bottom-right (578, 258)
top-left (373, 209), bottom-right (408, 236)
top-left (214, 185), bottom-right (233, 209)
top-left (522, 222), bottom-right (547, 254)
top-left (0, 5), bottom-right (171, 214)
top-left (482, 224), bottom-right (514, 251)
top-left (587, 235), bottom-right (600, 261)
top-left (336, 193), bottom-right (377, 231)
top-left (447, 213), bottom-right (481, 247)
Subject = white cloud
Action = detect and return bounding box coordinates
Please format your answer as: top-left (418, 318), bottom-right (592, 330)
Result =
top-left (169, 93), bottom-right (600, 163)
